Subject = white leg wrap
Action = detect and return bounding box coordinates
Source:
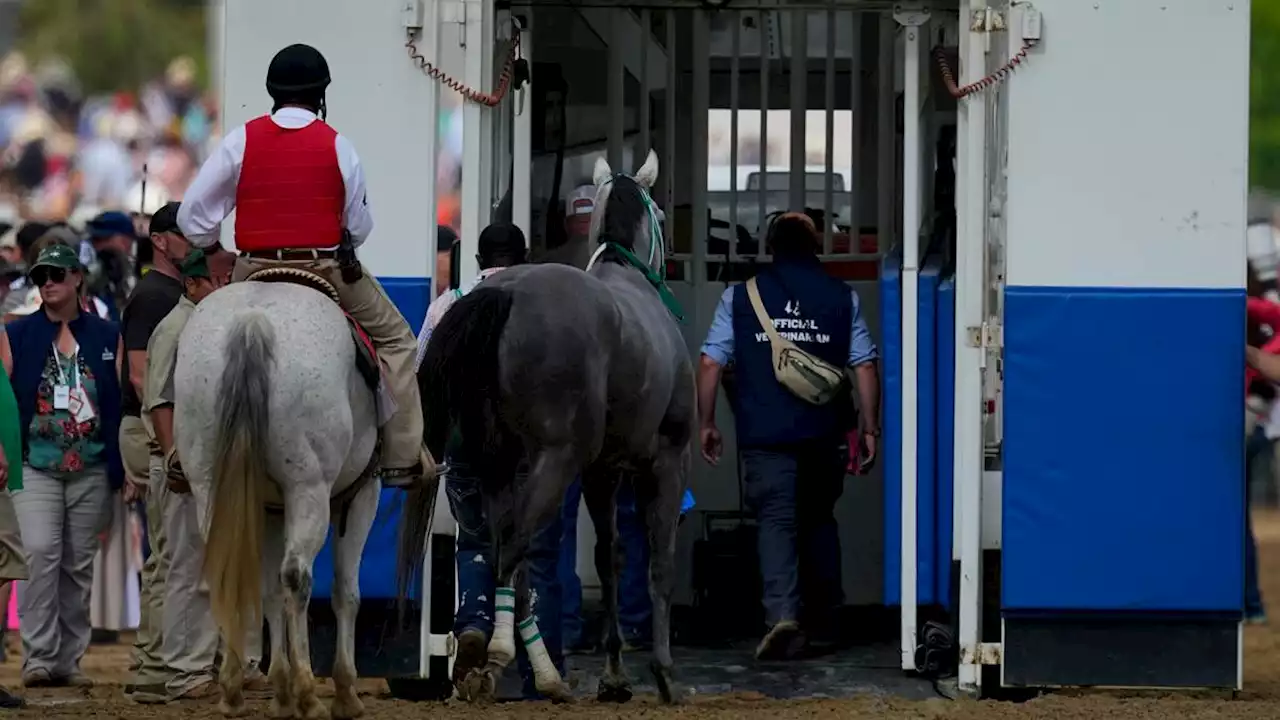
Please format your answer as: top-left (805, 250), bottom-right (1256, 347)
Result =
top-left (518, 615), bottom-right (562, 690)
top-left (488, 586), bottom-right (516, 666)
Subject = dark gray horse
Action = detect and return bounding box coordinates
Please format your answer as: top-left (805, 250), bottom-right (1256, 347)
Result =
top-left (397, 150), bottom-right (693, 704)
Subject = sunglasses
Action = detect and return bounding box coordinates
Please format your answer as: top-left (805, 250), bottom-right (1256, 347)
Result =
top-left (30, 267), bottom-right (68, 287)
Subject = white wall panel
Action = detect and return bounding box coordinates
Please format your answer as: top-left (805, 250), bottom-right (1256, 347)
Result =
top-left (1004, 0), bottom-right (1249, 290)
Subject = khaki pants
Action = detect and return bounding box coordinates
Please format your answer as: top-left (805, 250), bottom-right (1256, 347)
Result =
top-left (12, 466), bottom-right (109, 677)
top-left (0, 485), bottom-right (26, 583)
top-left (122, 417), bottom-right (170, 687)
top-left (233, 256), bottom-right (425, 470)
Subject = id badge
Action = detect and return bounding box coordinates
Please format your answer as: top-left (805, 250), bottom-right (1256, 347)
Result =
top-left (53, 385), bottom-right (71, 410)
top-left (68, 387), bottom-right (97, 424)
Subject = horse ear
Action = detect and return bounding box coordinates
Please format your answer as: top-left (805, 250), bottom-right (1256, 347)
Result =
top-left (593, 156), bottom-right (612, 187)
top-left (635, 149), bottom-right (659, 188)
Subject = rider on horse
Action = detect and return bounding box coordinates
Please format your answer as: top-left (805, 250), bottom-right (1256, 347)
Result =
top-left (176, 43), bottom-right (429, 489)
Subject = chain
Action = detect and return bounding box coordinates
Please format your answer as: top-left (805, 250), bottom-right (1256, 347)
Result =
top-left (405, 19), bottom-right (521, 108)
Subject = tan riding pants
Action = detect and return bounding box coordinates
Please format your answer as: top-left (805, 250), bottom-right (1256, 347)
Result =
top-left (122, 416), bottom-right (170, 687)
top-left (232, 256), bottom-right (425, 470)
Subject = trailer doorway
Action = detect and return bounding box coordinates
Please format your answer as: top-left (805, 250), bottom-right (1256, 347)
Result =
top-left (449, 0), bottom-right (971, 698)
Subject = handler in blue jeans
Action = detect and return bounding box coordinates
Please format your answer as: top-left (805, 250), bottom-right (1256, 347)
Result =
top-left (446, 439), bottom-right (566, 698)
top-left (694, 214), bottom-right (880, 661)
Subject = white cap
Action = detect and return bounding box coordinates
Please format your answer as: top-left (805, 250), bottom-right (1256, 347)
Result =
top-left (110, 110), bottom-right (144, 144)
top-left (122, 180), bottom-right (170, 217)
top-left (67, 204), bottom-right (103, 232)
top-left (566, 185), bottom-right (596, 217)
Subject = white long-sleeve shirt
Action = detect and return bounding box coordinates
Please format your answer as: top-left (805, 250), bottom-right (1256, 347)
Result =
top-left (176, 107), bottom-right (374, 249)
top-left (414, 266), bottom-right (507, 372)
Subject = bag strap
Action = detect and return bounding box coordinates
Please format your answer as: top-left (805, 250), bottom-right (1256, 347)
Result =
top-left (746, 278), bottom-right (792, 351)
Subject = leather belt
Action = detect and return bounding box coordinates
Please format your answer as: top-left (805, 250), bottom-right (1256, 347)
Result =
top-left (241, 249), bottom-right (338, 261)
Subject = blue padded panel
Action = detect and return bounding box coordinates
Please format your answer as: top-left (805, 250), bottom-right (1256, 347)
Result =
top-left (1002, 286), bottom-right (1244, 611)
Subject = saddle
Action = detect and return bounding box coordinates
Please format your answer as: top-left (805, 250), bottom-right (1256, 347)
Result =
top-left (243, 266), bottom-right (382, 393)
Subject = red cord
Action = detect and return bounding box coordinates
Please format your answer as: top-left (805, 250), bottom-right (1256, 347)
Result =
top-left (934, 41), bottom-right (1036, 99)
top-left (405, 22), bottom-right (521, 107)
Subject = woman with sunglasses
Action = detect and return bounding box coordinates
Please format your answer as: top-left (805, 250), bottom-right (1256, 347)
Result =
top-left (0, 244), bottom-right (124, 688)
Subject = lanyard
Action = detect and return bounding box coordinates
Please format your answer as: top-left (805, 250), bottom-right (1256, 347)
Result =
top-left (52, 342), bottom-right (81, 390)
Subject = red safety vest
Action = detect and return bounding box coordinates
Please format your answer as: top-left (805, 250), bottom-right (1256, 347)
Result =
top-left (234, 115), bottom-right (346, 252)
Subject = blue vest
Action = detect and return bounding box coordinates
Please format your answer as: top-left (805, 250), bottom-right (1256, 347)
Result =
top-left (730, 257), bottom-right (853, 447)
top-left (7, 311), bottom-right (125, 490)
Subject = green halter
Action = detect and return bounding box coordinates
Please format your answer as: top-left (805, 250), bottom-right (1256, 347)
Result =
top-left (598, 174), bottom-right (686, 323)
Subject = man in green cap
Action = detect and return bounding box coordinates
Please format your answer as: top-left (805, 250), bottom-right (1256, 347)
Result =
top-left (133, 246), bottom-right (235, 704)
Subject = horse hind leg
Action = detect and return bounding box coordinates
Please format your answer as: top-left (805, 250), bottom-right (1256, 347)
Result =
top-left (281, 485), bottom-right (333, 720)
top-left (262, 512), bottom-right (296, 718)
top-left (218, 638), bottom-right (249, 717)
top-left (640, 441), bottom-right (689, 704)
top-left (329, 479), bottom-right (379, 719)
top-left (488, 447), bottom-right (575, 703)
top-left (583, 474), bottom-right (631, 702)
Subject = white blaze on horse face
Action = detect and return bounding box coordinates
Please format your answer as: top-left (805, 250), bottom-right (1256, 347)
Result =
top-left (635, 149), bottom-right (659, 189)
top-left (593, 156), bottom-right (613, 188)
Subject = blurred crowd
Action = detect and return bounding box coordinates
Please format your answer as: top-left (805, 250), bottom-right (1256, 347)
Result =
top-left (0, 50), bottom-right (218, 320)
top-left (0, 48), bottom-right (222, 668)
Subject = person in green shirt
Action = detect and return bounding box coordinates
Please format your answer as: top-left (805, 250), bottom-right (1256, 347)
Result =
top-left (0, 370), bottom-right (27, 708)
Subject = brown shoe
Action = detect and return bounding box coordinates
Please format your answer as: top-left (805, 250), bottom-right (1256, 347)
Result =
top-left (754, 620), bottom-right (807, 661)
top-left (172, 679), bottom-right (220, 701)
top-left (20, 669), bottom-right (53, 688)
top-left (452, 628), bottom-right (488, 685)
top-left (129, 684), bottom-right (171, 705)
top-left (58, 672), bottom-right (94, 688)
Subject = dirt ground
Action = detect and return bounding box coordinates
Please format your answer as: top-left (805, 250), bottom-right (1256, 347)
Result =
top-left (11, 517), bottom-right (1280, 720)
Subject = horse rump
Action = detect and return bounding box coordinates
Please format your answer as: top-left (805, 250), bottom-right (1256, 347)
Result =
top-left (399, 285), bottom-right (514, 604)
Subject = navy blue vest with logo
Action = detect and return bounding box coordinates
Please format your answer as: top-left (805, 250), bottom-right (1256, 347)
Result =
top-left (730, 257), bottom-right (853, 448)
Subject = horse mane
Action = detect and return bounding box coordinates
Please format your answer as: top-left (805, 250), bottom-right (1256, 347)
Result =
top-left (597, 173), bottom-right (647, 265)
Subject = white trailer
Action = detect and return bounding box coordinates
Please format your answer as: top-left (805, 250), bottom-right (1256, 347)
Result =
top-left (218, 0), bottom-right (1250, 697)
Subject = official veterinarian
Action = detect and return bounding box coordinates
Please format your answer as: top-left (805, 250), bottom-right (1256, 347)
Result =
top-left (696, 212), bottom-right (880, 662)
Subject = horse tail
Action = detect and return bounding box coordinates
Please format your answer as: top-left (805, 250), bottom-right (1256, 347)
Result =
top-left (397, 286), bottom-right (513, 604)
top-left (203, 311), bottom-right (274, 661)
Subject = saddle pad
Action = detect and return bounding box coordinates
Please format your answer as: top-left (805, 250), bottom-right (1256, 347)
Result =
top-left (344, 311), bottom-right (381, 392)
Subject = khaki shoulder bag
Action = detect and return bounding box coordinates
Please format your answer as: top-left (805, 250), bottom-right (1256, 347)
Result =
top-left (745, 277), bottom-right (847, 405)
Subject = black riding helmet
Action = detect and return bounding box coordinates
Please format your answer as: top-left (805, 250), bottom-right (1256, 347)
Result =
top-left (266, 44), bottom-right (331, 116)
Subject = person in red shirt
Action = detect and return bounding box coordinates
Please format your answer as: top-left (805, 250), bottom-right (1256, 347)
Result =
top-left (176, 44), bottom-right (429, 489)
top-left (1243, 266), bottom-right (1274, 623)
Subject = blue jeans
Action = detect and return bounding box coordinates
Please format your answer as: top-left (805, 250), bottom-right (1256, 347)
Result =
top-left (1246, 427), bottom-right (1268, 618)
top-left (560, 479), bottom-right (653, 647)
top-left (740, 440), bottom-right (847, 627)
top-left (445, 451), bottom-right (565, 696)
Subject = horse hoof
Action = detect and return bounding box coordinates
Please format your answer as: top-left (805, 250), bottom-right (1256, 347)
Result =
top-left (650, 660), bottom-right (683, 704)
top-left (330, 693), bottom-right (364, 720)
top-left (542, 681), bottom-right (575, 704)
top-left (269, 699), bottom-right (298, 718)
top-left (596, 679), bottom-right (633, 704)
top-left (298, 697), bottom-right (330, 720)
top-left (219, 699), bottom-right (250, 717)
top-left (458, 669), bottom-right (496, 703)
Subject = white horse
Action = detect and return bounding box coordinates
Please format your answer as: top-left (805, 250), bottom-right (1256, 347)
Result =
top-left (176, 280), bottom-right (399, 719)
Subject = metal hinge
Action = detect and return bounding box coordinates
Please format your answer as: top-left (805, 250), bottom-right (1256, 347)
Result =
top-left (960, 642), bottom-right (1003, 666)
top-left (440, 0), bottom-right (466, 24)
top-left (969, 8), bottom-right (1007, 32)
top-left (966, 321), bottom-right (1002, 350)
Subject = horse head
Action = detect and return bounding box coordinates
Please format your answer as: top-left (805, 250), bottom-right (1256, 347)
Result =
top-left (588, 149), bottom-right (665, 276)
